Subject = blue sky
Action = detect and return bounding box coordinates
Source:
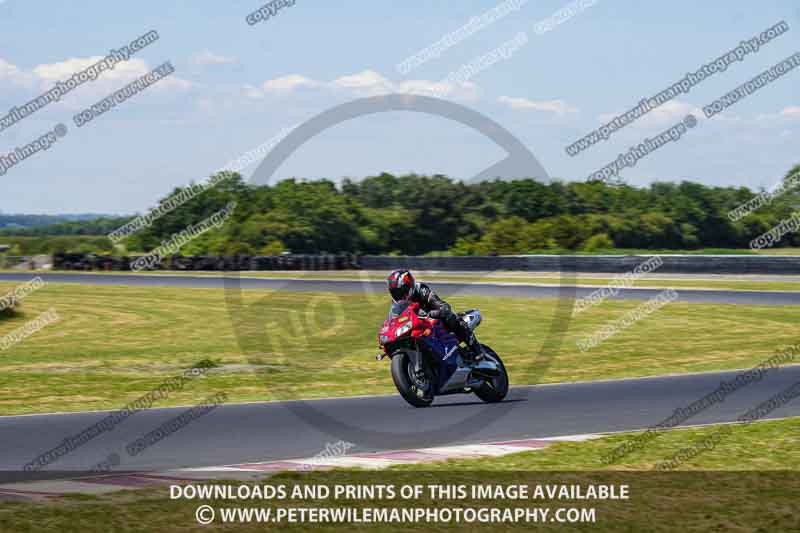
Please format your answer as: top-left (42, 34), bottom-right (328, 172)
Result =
top-left (1, 0), bottom-right (799, 214)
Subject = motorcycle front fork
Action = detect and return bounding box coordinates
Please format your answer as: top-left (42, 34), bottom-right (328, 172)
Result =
top-left (409, 341), bottom-right (424, 375)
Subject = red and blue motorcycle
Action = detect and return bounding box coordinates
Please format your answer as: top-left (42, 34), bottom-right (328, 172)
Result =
top-left (376, 300), bottom-right (509, 407)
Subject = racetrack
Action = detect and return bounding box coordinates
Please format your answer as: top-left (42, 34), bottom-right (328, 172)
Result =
top-left (2, 365), bottom-right (799, 475)
top-left (2, 271), bottom-right (799, 477)
top-left (1, 272), bottom-right (800, 305)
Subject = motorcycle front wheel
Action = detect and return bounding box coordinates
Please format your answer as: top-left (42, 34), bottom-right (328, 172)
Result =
top-left (390, 350), bottom-right (434, 408)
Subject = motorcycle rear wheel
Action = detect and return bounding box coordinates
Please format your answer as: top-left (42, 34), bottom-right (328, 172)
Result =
top-left (473, 345), bottom-right (509, 403)
top-left (390, 350), bottom-right (434, 408)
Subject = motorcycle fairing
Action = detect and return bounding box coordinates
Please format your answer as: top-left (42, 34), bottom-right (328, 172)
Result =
top-left (420, 322), bottom-right (462, 393)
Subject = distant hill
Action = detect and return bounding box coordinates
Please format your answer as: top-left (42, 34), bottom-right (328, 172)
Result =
top-left (0, 214), bottom-right (116, 229)
top-left (0, 215), bottom-right (132, 237)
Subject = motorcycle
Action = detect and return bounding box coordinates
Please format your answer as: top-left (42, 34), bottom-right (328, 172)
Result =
top-left (376, 300), bottom-right (509, 407)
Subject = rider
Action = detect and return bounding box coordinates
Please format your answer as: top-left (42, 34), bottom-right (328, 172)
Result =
top-left (386, 269), bottom-right (483, 362)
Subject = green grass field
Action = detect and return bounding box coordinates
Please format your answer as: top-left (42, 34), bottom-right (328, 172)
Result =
top-left (1, 280), bottom-right (799, 415)
top-left (394, 416), bottom-right (800, 472)
top-left (1, 418), bottom-right (798, 532)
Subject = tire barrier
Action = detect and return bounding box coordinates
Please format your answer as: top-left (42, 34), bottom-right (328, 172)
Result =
top-left (50, 253), bottom-right (800, 274)
top-left (51, 253), bottom-right (361, 272)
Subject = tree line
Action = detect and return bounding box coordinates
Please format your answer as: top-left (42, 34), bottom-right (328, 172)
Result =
top-left (4, 165), bottom-right (800, 256)
top-left (119, 165), bottom-right (800, 255)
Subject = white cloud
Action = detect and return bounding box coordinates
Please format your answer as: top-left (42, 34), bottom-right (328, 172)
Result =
top-left (0, 58), bottom-right (34, 88)
top-left (34, 56), bottom-right (141, 85)
top-left (397, 78), bottom-right (480, 101)
top-left (640, 100), bottom-right (698, 125)
top-left (331, 69), bottom-right (393, 95)
top-left (755, 106), bottom-right (800, 122)
top-left (242, 84), bottom-right (267, 100)
top-left (32, 56), bottom-right (191, 92)
top-left (250, 69), bottom-right (479, 101)
top-left (264, 74), bottom-right (320, 91)
top-left (497, 95), bottom-right (578, 115)
top-left (0, 55), bottom-right (192, 110)
top-left (598, 100), bottom-right (700, 128)
top-left (190, 51), bottom-right (236, 66)
top-left (242, 74), bottom-right (321, 98)
top-left (332, 69), bottom-right (479, 100)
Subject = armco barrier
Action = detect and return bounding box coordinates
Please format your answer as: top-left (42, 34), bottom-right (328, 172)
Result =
top-left (50, 253), bottom-right (800, 274)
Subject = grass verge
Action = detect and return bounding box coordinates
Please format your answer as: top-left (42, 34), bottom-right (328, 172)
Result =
top-left (0, 281), bottom-right (799, 415)
top-left (1, 418), bottom-right (799, 532)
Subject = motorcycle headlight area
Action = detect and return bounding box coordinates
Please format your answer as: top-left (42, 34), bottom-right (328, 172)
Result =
top-left (379, 335), bottom-right (390, 345)
top-left (395, 323), bottom-right (412, 337)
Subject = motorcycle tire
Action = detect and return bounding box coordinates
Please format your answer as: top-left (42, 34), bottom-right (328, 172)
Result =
top-left (390, 350), bottom-right (434, 408)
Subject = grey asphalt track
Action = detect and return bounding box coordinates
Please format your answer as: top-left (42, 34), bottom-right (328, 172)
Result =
top-left (2, 365), bottom-right (800, 476)
top-left (1, 272), bottom-right (799, 305)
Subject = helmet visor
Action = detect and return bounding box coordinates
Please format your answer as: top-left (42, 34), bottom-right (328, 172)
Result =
top-left (389, 285), bottom-right (410, 303)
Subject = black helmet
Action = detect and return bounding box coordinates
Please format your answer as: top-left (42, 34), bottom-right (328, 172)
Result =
top-left (387, 269), bottom-right (415, 303)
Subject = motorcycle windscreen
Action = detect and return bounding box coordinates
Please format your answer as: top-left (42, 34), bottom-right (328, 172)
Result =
top-left (387, 300), bottom-right (411, 319)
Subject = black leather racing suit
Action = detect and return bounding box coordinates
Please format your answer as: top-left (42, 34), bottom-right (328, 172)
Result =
top-left (408, 282), bottom-right (473, 345)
